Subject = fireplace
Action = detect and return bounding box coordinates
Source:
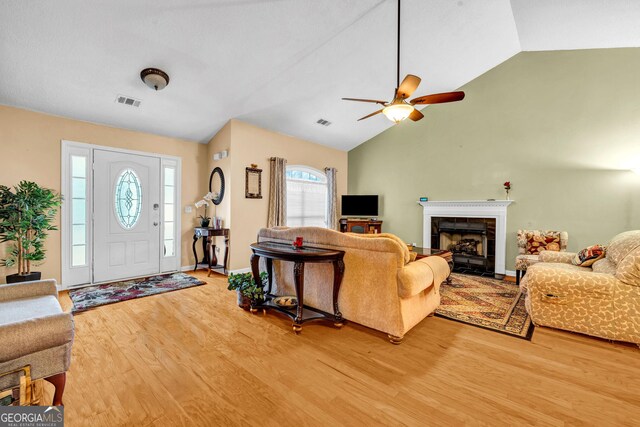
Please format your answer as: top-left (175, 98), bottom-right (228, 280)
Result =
top-left (418, 200), bottom-right (513, 277)
top-left (431, 217), bottom-right (496, 275)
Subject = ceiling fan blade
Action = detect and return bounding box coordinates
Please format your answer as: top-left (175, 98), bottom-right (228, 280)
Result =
top-left (396, 74), bottom-right (421, 99)
top-left (342, 97), bottom-right (387, 105)
top-left (410, 91), bottom-right (465, 105)
top-left (408, 109), bottom-right (424, 121)
top-left (357, 109), bottom-right (383, 121)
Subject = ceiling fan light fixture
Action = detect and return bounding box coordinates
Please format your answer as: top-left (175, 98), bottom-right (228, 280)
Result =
top-left (140, 68), bottom-right (169, 91)
top-left (382, 103), bottom-right (414, 123)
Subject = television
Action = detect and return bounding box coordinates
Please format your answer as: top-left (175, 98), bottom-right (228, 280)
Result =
top-left (341, 195), bottom-right (378, 217)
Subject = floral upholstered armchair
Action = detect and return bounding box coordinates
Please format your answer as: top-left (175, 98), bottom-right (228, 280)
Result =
top-left (515, 230), bottom-right (568, 285)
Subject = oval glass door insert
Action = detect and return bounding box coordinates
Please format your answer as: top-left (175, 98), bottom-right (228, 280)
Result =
top-left (115, 168), bottom-right (142, 229)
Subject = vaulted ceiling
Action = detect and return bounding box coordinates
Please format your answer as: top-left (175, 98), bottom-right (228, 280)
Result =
top-left (1, 0), bottom-right (639, 151)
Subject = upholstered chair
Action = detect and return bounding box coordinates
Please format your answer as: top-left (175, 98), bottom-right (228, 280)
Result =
top-left (520, 230), bottom-right (640, 344)
top-left (515, 230), bottom-right (568, 285)
top-left (0, 279), bottom-right (74, 406)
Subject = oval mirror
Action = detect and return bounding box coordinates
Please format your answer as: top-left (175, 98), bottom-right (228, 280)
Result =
top-left (209, 167), bottom-right (225, 205)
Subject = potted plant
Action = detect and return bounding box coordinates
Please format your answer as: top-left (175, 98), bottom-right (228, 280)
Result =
top-left (0, 181), bottom-right (62, 283)
top-left (227, 272), bottom-right (267, 310)
top-left (194, 199), bottom-right (211, 227)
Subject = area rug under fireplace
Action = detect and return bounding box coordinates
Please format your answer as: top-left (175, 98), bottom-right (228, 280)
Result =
top-left (69, 273), bottom-right (205, 313)
top-left (435, 273), bottom-right (534, 340)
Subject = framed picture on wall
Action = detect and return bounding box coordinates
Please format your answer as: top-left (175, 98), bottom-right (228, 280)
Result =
top-left (245, 165), bottom-right (262, 199)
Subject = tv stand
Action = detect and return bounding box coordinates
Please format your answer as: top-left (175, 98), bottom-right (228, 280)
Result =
top-left (339, 218), bottom-right (383, 234)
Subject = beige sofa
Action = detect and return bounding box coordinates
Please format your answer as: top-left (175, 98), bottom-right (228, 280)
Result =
top-left (257, 227), bottom-right (449, 343)
top-left (521, 230), bottom-right (640, 344)
top-left (0, 279), bottom-right (74, 405)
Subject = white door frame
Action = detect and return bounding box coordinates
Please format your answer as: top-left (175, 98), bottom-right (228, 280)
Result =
top-left (61, 140), bottom-right (182, 289)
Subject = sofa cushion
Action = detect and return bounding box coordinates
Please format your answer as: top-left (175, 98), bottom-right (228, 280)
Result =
top-left (0, 295), bottom-right (74, 362)
top-left (592, 258), bottom-right (617, 275)
top-left (572, 244), bottom-right (606, 267)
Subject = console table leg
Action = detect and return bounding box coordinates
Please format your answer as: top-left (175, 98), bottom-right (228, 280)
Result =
top-left (192, 235), bottom-right (199, 272)
top-left (332, 259), bottom-right (345, 327)
top-left (266, 258), bottom-right (273, 295)
top-left (293, 261), bottom-right (305, 333)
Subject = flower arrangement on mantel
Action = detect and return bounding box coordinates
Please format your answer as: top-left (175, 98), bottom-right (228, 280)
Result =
top-left (504, 181), bottom-right (512, 200)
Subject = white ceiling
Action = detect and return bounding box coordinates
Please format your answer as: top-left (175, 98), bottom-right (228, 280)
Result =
top-left (0, 0), bottom-right (638, 151)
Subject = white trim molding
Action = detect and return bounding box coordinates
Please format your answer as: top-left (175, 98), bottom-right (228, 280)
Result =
top-left (418, 200), bottom-right (513, 275)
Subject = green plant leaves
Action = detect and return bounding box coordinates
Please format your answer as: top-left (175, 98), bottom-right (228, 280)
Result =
top-left (0, 181), bottom-right (62, 274)
top-left (227, 271), bottom-right (267, 302)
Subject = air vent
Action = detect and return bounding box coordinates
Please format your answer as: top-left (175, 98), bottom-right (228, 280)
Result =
top-left (316, 118), bottom-right (331, 126)
top-left (115, 94), bottom-right (141, 107)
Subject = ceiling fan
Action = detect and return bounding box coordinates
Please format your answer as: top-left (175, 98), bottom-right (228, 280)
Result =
top-left (343, 0), bottom-right (465, 124)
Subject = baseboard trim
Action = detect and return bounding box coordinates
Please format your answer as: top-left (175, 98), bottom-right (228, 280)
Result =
top-left (228, 267), bottom-right (251, 274)
top-left (505, 269), bottom-right (516, 277)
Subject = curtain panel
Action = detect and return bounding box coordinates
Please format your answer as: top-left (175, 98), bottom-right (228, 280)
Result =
top-left (324, 167), bottom-right (338, 230)
top-left (267, 157), bottom-right (287, 227)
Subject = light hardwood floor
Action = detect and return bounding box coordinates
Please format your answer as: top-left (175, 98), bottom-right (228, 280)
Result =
top-left (56, 271), bottom-right (639, 426)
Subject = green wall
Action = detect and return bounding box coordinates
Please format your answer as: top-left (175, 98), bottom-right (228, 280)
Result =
top-left (348, 49), bottom-right (640, 271)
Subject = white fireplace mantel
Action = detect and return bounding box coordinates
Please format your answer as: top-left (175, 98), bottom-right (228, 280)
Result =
top-left (418, 200), bottom-right (513, 275)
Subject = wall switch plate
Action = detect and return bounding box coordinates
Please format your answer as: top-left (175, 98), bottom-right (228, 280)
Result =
top-left (184, 206), bottom-right (193, 214)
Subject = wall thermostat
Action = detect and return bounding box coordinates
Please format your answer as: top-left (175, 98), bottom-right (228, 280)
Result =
top-left (419, 197), bottom-right (429, 202)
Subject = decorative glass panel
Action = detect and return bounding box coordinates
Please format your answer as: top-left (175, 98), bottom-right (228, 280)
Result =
top-left (163, 166), bottom-right (176, 258)
top-left (72, 177), bottom-right (86, 198)
top-left (164, 240), bottom-right (175, 257)
top-left (164, 203), bottom-right (174, 222)
top-left (114, 168), bottom-right (142, 229)
top-left (72, 245), bottom-right (86, 266)
top-left (72, 199), bottom-right (86, 224)
top-left (71, 156), bottom-right (86, 178)
top-left (72, 224), bottom-right (86, 245)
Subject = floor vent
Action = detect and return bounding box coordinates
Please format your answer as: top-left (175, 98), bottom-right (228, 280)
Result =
top-left (316, 118), bottom-right (331, 126)
top-left (116, 95), bottom-right (141, 107)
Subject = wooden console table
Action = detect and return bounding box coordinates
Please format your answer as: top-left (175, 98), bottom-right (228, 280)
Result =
top-left (193, 227), bottom-right (229, 275)
top-left (249, 241), bottom-right (345, 333)
top-left (339, 218), bottom-right (383, 234)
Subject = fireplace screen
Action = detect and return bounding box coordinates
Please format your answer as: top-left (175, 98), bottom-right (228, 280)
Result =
top-left (431, 217), bottom-right (496, 275)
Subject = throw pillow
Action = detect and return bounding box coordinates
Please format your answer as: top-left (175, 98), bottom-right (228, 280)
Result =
top-left (526, 234), bottom-right (561, 255)
top-left (572, 244), bottom-right (606, 267)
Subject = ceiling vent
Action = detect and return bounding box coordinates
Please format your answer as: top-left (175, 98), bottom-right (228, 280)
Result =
top-left (316, 118), bottom-right (331, 126)
top-left (115, 94), bottom-right (141, 107)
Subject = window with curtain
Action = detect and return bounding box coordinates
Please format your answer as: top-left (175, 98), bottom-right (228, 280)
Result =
top-left (286, 166), bottom-right (328, 227)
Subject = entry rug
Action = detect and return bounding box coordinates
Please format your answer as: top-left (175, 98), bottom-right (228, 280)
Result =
top-left (70, 273), bottom-right (205, 313)
top-left (435, 273), bottom-right (534, 340)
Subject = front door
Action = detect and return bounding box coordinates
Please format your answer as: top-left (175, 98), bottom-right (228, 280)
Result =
top-left (93, 150), bottom-right (161, 283)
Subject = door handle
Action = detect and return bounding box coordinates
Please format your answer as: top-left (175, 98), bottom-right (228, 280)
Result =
top-left (153, 221), bottom-right (159, 226)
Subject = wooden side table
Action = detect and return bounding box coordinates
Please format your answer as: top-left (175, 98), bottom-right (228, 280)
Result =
top-left (249, 241), bottom-right (345, 333)
top-left (193, 227), bottom-right (229, 275)
top-left (411, 247), bottom-right (454, 283)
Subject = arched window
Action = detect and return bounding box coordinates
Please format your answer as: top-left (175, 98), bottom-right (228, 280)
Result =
top-left (286, 165), bottom-right (328, 227)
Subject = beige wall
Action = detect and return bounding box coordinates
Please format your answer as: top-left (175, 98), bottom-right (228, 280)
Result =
top-left (0, 105), bottom-right (209, 283)
top-left (207, 119), bottom-right (348, 270)
top-left (348, 49), bottom-right (640, 271)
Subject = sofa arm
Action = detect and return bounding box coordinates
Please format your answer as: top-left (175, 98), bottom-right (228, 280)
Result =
top-left (521, 264), bottom-right (617, 297)
top-left (0, 279), bottom-right (58, 303)
top-left (539, 251), bottom-right (576, 264)
top-left (397, 256), bottom-right (449, 299)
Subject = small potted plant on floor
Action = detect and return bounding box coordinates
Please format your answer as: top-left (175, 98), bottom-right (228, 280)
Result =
top-left (0, 181), bottom-right (62, 283)
top-left (227, 272), bottom-right (267, 310)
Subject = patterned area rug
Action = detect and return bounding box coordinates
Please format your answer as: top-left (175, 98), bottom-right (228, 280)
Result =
top-left (436, 273), bottom-right (534, 340)
top-left (70, 273), bottom-right (205, 313)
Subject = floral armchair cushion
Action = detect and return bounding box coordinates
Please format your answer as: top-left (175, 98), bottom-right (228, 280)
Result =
top-left (517, 230), bottom-right (568, 255)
